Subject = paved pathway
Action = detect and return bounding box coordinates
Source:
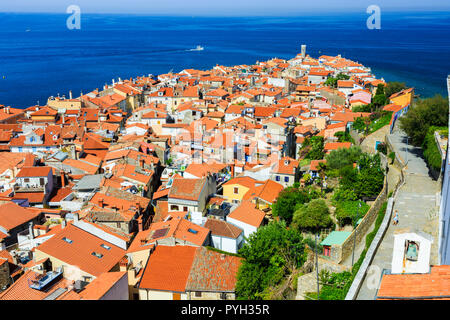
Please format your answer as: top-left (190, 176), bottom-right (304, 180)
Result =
top-left (356, 125), bottom-right (439, 300)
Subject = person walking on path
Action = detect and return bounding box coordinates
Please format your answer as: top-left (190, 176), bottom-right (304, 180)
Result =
top-left (393, 210), bottom-right (399, 225)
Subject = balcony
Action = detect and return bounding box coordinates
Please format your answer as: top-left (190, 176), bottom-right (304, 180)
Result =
top-left (14, 185), bottom-right (45, 193)
top-left (27, 267), bottom-right (63, 291)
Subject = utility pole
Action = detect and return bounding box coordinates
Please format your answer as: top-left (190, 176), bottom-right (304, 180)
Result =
top-left (315, 233), bottom-right (320, 299)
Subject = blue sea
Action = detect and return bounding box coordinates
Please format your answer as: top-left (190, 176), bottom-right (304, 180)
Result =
top-left (0, 11), bottom-right (449, 108)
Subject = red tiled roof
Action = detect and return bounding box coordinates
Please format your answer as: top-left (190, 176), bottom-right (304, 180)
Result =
top-left (227, 201), bottom-right (265, 228)
top-left (186, 247), bottom-right (242, 292)
top-left (243, 179), bottom-right (284, 204)
top-left (377, 265), bottom-right (450, 300)
top-left (16, 166), bottom-right (52, 178)
top-left (139, 245), bottom-right (197, 292)
top-left (0, 202), bottom-right (40, 231)
top-left (79, 271), bottom-right (128, 300)
top-left (35, 223), bottom-right (126, 277)
top-left (168, 178), bottom-right (206, 201)
top-left (0, 269), bottom-right (72, 300)
top-left (204, 218), bottom-right (243, 239)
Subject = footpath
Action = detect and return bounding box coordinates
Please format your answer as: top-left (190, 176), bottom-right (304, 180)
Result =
top-left (356, 125), bottom-right (439, 300)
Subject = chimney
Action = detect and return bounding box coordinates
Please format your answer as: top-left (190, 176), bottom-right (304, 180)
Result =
top-left (69, 90), bottom-right (73, 99)
top-left (98, 198), bottom-right (104, 208)
top-left (61, 219), bottom-right (66, 229)
top-left (60, 171), bottom-right (66, 187)
top-left (73, 212), bottom-right (79, 223)
top-left (138, 219), bottom-right (143, 232)
top-left (28, 222), bottom-right (34, 239)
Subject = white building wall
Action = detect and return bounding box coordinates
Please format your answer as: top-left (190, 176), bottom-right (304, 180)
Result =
top-left (226, 217), bottom-right (257, 240)
top-left (211, 234), bottom-right (239, 254)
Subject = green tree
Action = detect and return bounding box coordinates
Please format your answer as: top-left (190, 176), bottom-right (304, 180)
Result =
top-left (384, 81), bottom-right (407, 99)
top-left (292, 199), bottom-right (333, 233)
top-left (372, 94), bottom-right (388, 107)
top-left (324, 73), bottom-right (350, 88)
top-left (352, 103), bottom-right (373, 113)
top-left (325, 146), bottom-right (362, 170)
top-left (334, 131), bottom-right (354, 143)
top-left (354, 153), bottom-right (385, 198)
top-left (235, 221), bottom-right (306, 300)
top-left (272, 186), bottom-right (320, 224)
top-left (352, 116), bottom-right (368, 132)
top-left (306, 136), bottom-right (324, 160)
top-left (335, 200), bottom-right (369, 226)
top-left (375, 83), bottom-right (385, 96)
top-left (399, 95), bottom-right (449, 146)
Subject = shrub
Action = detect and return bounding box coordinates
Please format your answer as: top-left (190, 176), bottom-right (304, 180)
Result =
top-left (325, 146), bottom-right (362, 170)
top-left (335, 200), bottom-right (370, 227)
top-left (293, 199), bottom-right (334, 233)
top-left (399, 94), bottom-right (449, 146)
top-left (422, 126), bottom-right (444, 172)
top-left (376, 142), bottom-right (387, 155)
top-left (235, 221), bottom-right (306, 300)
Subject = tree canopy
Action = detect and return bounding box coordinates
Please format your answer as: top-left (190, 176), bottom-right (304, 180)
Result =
top-left (399, 94), bottom-right (449, 146)
top-left (384, 81), bottom-right (407, 98)
top-left (272, 186), bottom-right (320, 224)
top-left (325, 146), bottom-right (362, 170)
top-left (292, 199), bottom-right (334, 233)
top-left (306, 136), bottom-right (324, 160)
top-left (332, 153), bottom-right (384, 200)
top-left (324, 73), bottom-right (350, 88)
top-left (235, 220), bottom-right (306, 300)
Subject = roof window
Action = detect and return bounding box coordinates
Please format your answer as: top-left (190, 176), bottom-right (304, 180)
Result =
top-left (92, 252), bottom-right (103, 258)
top-left (188, 228), bottom-right (198, 234)
top-left (62, 237), bottom-right (73, 244)
top-left (100, 244), bottom-right (111, 250)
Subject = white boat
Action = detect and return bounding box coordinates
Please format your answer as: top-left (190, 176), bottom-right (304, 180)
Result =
top-left (189, 45), bottom-right (204, 51)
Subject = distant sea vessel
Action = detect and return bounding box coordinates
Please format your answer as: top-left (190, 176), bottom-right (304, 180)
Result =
top-left (188, 45), bottom-right (204, 51)
top-left (25, 29), bottom-right (31, 32)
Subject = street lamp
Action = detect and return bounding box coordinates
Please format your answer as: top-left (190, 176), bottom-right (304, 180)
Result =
top-left (352, 202), bottom-right (362, 267)
top-left (315, 233), bottom-right (320, 299)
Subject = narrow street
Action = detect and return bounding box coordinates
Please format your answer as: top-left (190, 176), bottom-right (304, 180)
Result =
top-left (356, 125), bottom-right (440, 300)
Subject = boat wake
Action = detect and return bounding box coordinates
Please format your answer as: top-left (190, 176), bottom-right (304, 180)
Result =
top-left (186, 45), bottom-right (204, 52)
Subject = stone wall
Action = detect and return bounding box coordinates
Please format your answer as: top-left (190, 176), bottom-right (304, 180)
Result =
top-left (385, 135), bottom-right (405, 168)
top-left (333, 178), bottom-right (388, 264)
top-left (345, 168), bottom-right (405, 300)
